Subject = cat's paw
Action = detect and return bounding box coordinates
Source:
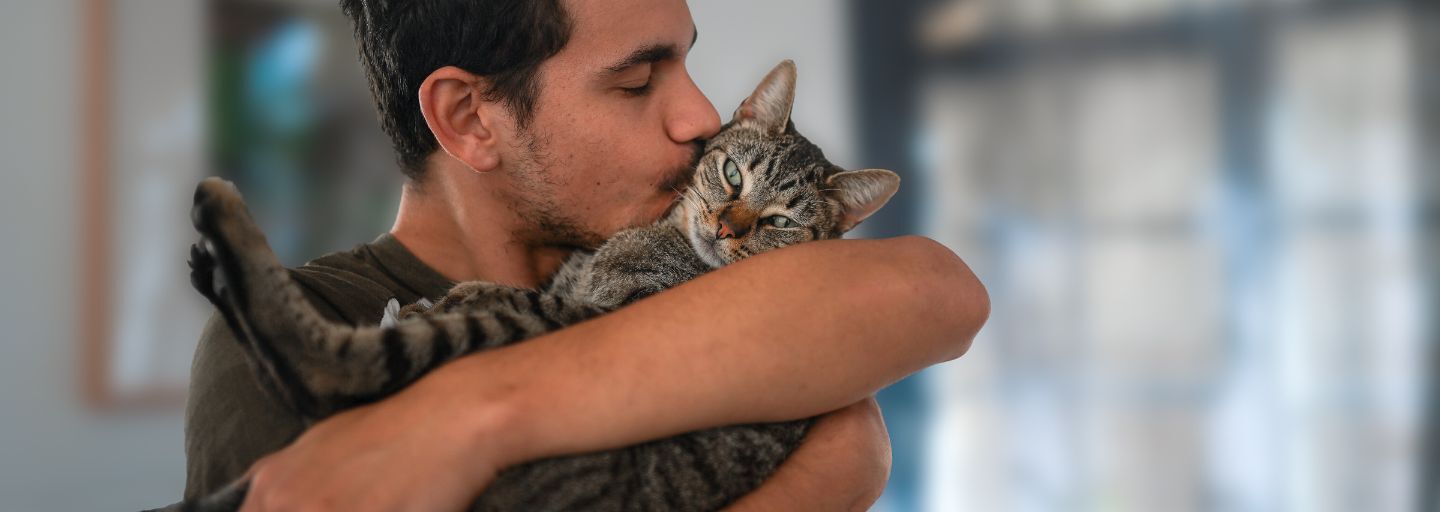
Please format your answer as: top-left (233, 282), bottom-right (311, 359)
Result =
top-left (380, 298), bottom-right (434, 327)
top-left (188, 240), bottom-right (222, 307)
top-left (189, 179), bottom-right (252, 311)
top-left (191, 178), bottom-right (262, 260)
top-left (397, 298), bottom-right (434, 319)
top-left (189, 178), bottom-right (286, 309)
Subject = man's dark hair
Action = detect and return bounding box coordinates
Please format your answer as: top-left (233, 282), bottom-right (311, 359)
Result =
top-left (339, 0), bottom-right (573, 180)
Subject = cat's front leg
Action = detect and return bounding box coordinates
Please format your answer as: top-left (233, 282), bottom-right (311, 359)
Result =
top-left (428, 282), bottom-right (610, 331)
top-left (430, 281), bottom-right (518, 314)
top-left (380, 283), bottom-right (536, 325)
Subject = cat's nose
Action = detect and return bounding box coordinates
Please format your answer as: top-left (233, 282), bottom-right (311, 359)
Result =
top-left (716, 206), bottom-right (756, 240)
top-left (716, 218), bottom-right (747, 239)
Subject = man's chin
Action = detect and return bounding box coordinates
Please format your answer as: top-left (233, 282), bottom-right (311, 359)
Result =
top-left (630, 190), bottom-right (680, 225)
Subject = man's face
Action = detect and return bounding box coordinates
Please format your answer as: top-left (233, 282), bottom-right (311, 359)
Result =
top-left (501, 0), bottom-right (721, 249)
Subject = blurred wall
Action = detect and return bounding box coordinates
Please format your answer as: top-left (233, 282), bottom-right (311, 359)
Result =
top-left (689, 1), bottom-right (857, 166)
top-left (2, 1), bottom-right (1430, 511)
top-left (0, 1), bottom-right (188, 510)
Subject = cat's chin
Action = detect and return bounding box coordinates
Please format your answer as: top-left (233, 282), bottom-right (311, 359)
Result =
top-left (685, 223), bottom-right (731, 269)
top-left (696, 241), bottom-right (733, 269)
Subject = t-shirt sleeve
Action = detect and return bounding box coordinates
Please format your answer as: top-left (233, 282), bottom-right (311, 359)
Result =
top-left (182, 313), bottom-right (306, 500)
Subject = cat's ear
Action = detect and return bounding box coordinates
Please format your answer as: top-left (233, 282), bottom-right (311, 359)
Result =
top-left (825, 169), bottom-right (901, 233)
top-left (733, 60), bottom-right (797, 134)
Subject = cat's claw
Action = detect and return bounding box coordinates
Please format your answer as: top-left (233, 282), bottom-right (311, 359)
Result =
top-left (189, 238), bottom-right (234, 310)
top-left (188, 241), bottom-right (217, 304)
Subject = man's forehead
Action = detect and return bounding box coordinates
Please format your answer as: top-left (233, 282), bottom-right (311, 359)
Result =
top-left (560, 0), bottom-right (697, 68)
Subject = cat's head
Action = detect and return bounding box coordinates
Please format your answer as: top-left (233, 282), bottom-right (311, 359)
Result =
top-left (675, 60), bottom-right (900, 268)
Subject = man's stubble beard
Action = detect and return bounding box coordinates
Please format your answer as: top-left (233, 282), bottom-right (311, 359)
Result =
top-left (502, 129), bottom-right (608, 250)
top-left (503, 126), bottom-right (705, 251)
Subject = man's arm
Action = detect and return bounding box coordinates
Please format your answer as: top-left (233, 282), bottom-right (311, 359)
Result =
top-left (722, 398), bottom-right (892, 512)
top-left (238, 236), bottom-right (988, 511)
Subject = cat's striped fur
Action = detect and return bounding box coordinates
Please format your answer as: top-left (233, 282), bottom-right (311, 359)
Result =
top-left (168, 61), bottom-right (899, 512)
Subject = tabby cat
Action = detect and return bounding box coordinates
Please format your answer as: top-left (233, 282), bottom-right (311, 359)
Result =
top-left (169, 60), bottom-right (899, 512)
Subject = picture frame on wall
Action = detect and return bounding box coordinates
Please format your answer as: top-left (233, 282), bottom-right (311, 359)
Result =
top-left (78, 0), bottom-right (398, 409)
top-left (79, 0), bottom-right (210, 408)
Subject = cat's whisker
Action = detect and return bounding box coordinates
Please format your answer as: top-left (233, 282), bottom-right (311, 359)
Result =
top-left (671, 186), bottom-right (704, 213)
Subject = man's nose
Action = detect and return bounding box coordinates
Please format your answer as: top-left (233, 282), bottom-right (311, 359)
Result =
top-left (666, 70), bottom-right (722, 143)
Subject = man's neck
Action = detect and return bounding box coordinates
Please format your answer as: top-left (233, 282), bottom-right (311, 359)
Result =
top-left (389, 167), bottom-right (572, 289)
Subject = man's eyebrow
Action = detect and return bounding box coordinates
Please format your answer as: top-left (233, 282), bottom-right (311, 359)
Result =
top-left (603, 44), bottom-right (678, 74)
top-left (600, 28), bottom-right (700, 76)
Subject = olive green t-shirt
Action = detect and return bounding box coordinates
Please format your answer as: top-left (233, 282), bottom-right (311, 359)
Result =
top-left (182, 233), bottom-right (455, 499)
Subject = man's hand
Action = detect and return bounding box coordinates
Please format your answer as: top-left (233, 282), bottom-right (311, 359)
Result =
top-left (723, 398), bottom-right (891, 512)
top-left (237, 374), bottom-right (509, 512)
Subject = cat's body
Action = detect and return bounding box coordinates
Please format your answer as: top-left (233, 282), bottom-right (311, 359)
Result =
top-left (166, 61), bottom-right (899, 512)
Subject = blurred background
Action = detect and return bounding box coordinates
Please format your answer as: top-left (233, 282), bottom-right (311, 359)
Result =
top-left (0, 0), bottom-right (1434, 510)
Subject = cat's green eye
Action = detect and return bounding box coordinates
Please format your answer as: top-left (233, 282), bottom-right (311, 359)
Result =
top-left (765, 215), bottom-right (796, 229)
top-left (723, 160), bottom-right (743, 188)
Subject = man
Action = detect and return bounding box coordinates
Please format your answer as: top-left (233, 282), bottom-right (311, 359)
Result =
top-left (183, 0), bottom-right (990, 510)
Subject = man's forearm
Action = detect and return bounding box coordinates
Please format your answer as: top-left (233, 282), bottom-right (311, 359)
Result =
top-left (407, 235), bottom-right (988, 469)
top-left (722, 398), bottom-right (892, 512)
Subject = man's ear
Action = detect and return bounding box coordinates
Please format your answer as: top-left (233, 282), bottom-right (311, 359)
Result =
top-left (418, 66), bottom-right (505, 173)
top-left (824, 169), bottom-right (901, 233)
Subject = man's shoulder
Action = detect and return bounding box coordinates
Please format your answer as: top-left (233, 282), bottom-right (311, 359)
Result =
top-left (290, 247), bottom-right (400, 326)
top-left (290, 236), bottom-right (452, 325)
